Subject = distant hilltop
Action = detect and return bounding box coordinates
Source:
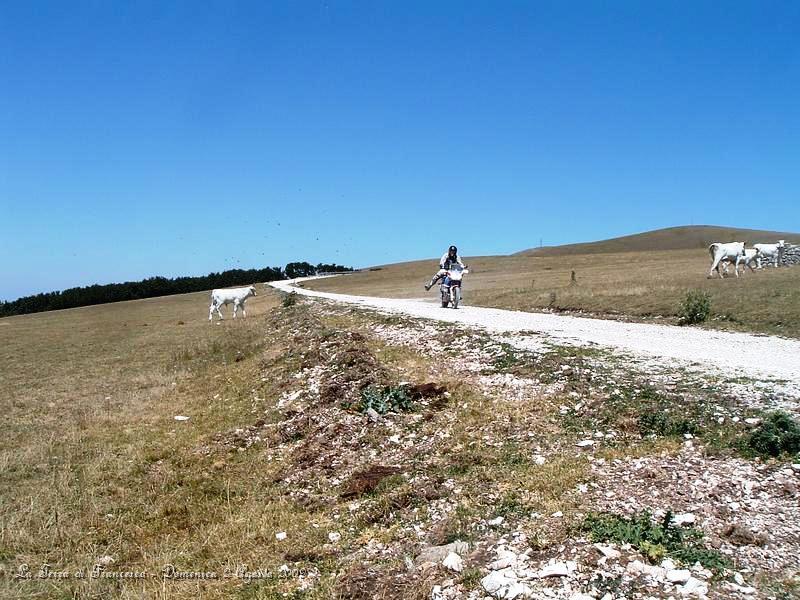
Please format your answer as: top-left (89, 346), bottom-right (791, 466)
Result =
top-left (515, 225), bottom-right (800, 257)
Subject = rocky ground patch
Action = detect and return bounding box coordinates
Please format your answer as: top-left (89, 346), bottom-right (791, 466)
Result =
top-left (206, 298), bottom-right (799, 598)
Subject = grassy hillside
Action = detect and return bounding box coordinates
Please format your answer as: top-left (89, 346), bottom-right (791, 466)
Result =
top-left (306, 248), bottom-right (800, 338)
top-left (515, 225), bottom-right (799, 256)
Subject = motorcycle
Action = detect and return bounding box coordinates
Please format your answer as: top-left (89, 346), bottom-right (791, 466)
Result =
top-left (440, 264), bottom-right (468, 308)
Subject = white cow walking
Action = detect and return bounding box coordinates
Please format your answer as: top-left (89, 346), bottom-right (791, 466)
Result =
top-left (208, 285), bottom-right (257, 320)
top-left (708, 242), bottom-right (745, 278)
top-left (753, 240), bottom-right (785, 269)
top-left (720, 248), bottom-right (758, 277)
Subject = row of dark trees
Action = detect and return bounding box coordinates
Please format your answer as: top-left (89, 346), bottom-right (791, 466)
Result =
top-left (0, 262), bottom-right (353, 318)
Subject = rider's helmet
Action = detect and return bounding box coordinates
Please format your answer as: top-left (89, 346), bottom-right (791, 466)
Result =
top-left (448, 245), bottom-right (457, 256)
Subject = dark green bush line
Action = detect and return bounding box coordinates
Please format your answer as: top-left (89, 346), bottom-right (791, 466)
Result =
top-left (582, 511), bottom-right (729, 572)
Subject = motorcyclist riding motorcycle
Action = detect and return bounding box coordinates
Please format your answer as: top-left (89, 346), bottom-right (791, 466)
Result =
top-left (425, 245), bottom-right (466, 291)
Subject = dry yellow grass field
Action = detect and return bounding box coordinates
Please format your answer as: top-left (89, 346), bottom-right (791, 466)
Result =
top-left (0, 290), bottom-right (298, 599)
top-left (305, 248), bottom-right (800, 338)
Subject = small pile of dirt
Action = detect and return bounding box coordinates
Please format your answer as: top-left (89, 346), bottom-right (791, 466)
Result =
top-left (406, 382), bottom-right (447, 399)
top-left (340, 465), bottom-right (401, 499)
top-left (333, 563), bottom-right (437, 600)
top-left (721, 523), bottom-right (768, 546)
top-left (318, 331), bottom-right (389, 405)
top-left (268, 304), bottom-right (390, 405)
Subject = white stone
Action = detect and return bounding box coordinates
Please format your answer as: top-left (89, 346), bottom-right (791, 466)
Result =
top-left (626, 560), bottom-right (666, 580)
top-left (416, 541), bottom-right (470, 565)
top-left (481, 569), bottom-right (516, 594)
top-left (442, 551), bottom-right (464, 572)
top-left (488, 516), bottom-right (505, 527)
top-left (680, 576), bottom-right (709, 596)
top-left (672, 513), bottom-right (696, 526)
top-left (692, 565), bottom-right (712, 579)
top-left (660, 558), bottom-right (676, 571)
top-left (504, 581), bottom-right (532, 599)
top-left (727, 583), bottom-right (757, 595)
top-left (489, 549), bottom-right (518, 570)
top-left (174, 415), bottom-right (190, 421)
top-left (576, 440), bottom-right (595, 447)
top-left (328, 532), bottom-right (341, 543)
top-left (536, 562), bottom-right (573, 578)
top-left (667, 569), bottom-right (691, 584)
top-left (594, 544), bottom-right (620, 559)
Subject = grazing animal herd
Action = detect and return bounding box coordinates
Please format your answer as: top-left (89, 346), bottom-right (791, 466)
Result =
top-left (708, 240), bottom-right (786, 278)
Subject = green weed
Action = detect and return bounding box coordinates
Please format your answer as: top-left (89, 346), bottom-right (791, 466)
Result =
top-left (582, 511), bottom-right (729, 572)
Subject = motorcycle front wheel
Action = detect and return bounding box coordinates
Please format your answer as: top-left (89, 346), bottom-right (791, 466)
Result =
top-left (452, 286), bottom-right (461, 309)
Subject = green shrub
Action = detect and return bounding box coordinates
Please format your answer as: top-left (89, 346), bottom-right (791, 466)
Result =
top-left (678, 290), bottom-right (711, 325)
top-left (638, 412), bottom-right (698, 437)
top-left (746, 411), bottom-right (800, 457)
top-left (582, 511), bottom-right (729, 572)
top-left (282, 291), bottom-right (298, 307)
top-left (357, 385), bottom-right (414, 415)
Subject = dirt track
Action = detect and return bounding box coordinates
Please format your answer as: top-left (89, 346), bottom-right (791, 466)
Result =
top-left (270, 277), bottom-right (800, 393)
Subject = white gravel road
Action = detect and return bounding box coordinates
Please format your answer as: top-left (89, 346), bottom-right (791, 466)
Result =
top-left (270, 277), bottom-right (800, 390)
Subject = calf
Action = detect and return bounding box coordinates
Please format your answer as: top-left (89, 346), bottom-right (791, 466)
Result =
top-left (720, 248), bottom-right (758, 277)
top-left (754, 240), bottom-right (785, 268)
top-left (208, 285), bottom-right (257, 321)
top-left (708, 242), bottom-right (745, 278)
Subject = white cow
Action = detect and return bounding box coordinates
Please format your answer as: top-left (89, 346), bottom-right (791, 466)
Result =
top-left (720, 248), bottom-right (758, 277)
top-left (708, 242), bottom-right (745, 278)
top-left (753, 240), bottom-right (785, 269)
top-left (208, 285), bottom-right (257, 320)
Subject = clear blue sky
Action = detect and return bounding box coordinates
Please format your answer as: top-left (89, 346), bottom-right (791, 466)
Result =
top-left (1, 1), bottom-right (798, 300)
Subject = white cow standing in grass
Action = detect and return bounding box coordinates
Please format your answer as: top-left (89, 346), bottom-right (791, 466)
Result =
top-left (208, 285), bottom-right (257, 320)
top-left (754, 240), bottom-right (785, 269)
top-left (720, 248), bottom-right (758, 277)
top-left (708, 242), bottom-right (745, 278)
